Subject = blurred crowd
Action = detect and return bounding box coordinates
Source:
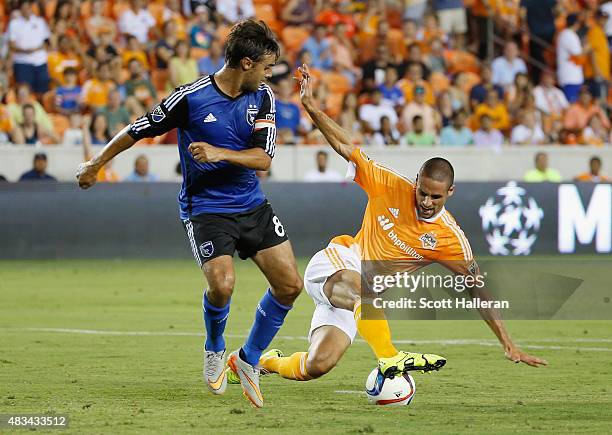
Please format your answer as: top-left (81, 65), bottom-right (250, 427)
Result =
top-left (0, 0), bottom-right (611, 182)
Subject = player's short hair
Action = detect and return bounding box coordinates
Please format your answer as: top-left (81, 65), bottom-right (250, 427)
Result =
top-left (419, 157), bottom-right (455, 187)
top-left (225, 20), bottom-right (280, 68)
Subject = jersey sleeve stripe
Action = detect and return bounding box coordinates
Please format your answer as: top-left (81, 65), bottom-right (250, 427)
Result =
top-left (441, 213), bottom-right (473, 261)
top-left (372, 162), bottom-right (415, 186)
top-left (329, 247), bottom-right (347, 269)
top-left (324, 248), bottom-right (343, 270)
top-left (165, 77), bottom-right (211, 111)
top-left (259, 83), bottom-right (276, 113)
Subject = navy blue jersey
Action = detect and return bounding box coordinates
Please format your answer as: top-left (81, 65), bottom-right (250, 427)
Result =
top-left (128, 75), bottom-right (276, 218)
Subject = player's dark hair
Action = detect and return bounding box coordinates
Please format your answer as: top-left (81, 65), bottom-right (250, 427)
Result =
top-left (420, 157), bottom-right (455, 187)
top-left (225, 20), bottom-right (280, 68)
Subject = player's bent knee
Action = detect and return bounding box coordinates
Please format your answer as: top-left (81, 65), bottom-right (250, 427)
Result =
top-left (305, 352), bottom-right (339, 378)
top-left (274, 274), bottom-right (303, 304)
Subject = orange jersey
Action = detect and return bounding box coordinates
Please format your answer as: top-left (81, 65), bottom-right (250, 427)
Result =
top-left (331, 148), bottom-right (475, 275)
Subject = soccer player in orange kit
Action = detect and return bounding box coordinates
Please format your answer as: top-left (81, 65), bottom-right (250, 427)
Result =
top-left (249, 65), bottom-right (547, 383)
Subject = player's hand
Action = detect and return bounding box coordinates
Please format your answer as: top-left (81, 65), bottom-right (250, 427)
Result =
top-left (188, 142), bottom-right (224, 163)
top-left (505, 345), bottom-right (548, 367)
top-left (296, 64), bottom-right (314, 109)
top-left (76, 161), bottom-right (99, 189)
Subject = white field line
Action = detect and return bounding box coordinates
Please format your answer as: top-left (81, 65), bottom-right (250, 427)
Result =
top-left (335, 390), bottom-right (364, 395)
top-left (2, 327), bottom-right (612, 352)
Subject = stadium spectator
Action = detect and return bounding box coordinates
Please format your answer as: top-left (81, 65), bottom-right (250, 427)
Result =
top-left (433, 0), bottom-right (467, 38)
top-left (437, 91), bottom-right (454, 127)
top-left (8, 84), bottom-right (53, 135)
top-left (403, 0), bottom-right (428, 24)
top-left (425, 38), bottom-right (448, 74)
top-left (378, 66), bottom-right (405, 108)
top-left (473, 90), bottom-right (510, 132)
top-left (87, 112), bottom-right (111, 146)
top-left (563, 87), bottom-right (610, 133)
top-left (84, 30), bottom-right (121, 78)
top-left (122, 35), bottom-right (149, 70)
top-left (275, 79), bottom-right (302, 137)
top-left (469, 63), bottom-right (504, 108)
top-left (362, 45), bottom-right (399, 92)
top-left (19, 104), bottom-right (59, 145)
top-left (98, 89), bottom-right (130, 137)
top-left (401, 85), bottom-right (440, 134)
top-left (557, 13), bottom-right (587, 103)
top-left (373, 115), bottom-right (401, 146)
top-left (303, 150), bottom-right (343, 182)
top-left (398, 62), bottom-right (435, 105)
top-left (54, 67), bottom-right (82, 115)
top-left (19, 152), bottom-right (57, 181)
top-left (62, 113), bottom-right (84, 146)
top-left (82, 123), bottom-right (119, 182)
top-left (524, 152), bottom-right (562, 182)
top-left (404, 42), bottom-right (431, 79)
top-left (155, 21), bottom-right (179, 78)
top-left (124, 155), bottom-right (159, 182)
top-left (329, 22), bottom-right (360, 85)
top-left (197, 38), bottom-right (225, 75)
top-left (7, 0), bottom-right (51, 96)
top-left (580, 115), bottom-right (609, 146)
top-left (81, 61), bottom-right (116, 111)
top-left (217, 0), bottom-right (255, 24)
top-left (301, 23), bottom-right (333, 71)
top-left (506, 73), bottom-right (533, 118)
top-left (360, 20), bottom-right (403, 65)
top-left (403, 115), bottom-right (437, 146)
top-left (491, 41), bottom-right (528, 89)
top-left (358, 89), bottom-right (398, 133)
top-left (473, 114), bottom-right (504, 148)
top-left (0, 83), bottom-right (24, 145)
top-left (50, 0), bottom-right (83, 43)
top-left (584, 9), bottom-right (611, 103)
top-left (169, 41), bottom-right (199, 89)
top-left (47, 35), bottom-right (81, 87)
top-left (511, 111), bottom-right (546, 145)
top-left (118, 0), bottom-right (157, 45)
top-left (338, 93), bottom-right (362, 138)
top-left (125, 59), bottom-right (157, 112)
top-left (603, 1), bottom-right (612, 45)
top-left (440, 110), bottom-right (473, 146)
top-left (86, 0), bottom-right (118, 44)
top-left (574, 156), bottom-right (610, 182)
top-left (533, 70), bottom-right (569, 117)
top-left (189, 6), bottom-right (214, 49)
top-left (281, 0), bottom-right (315, 27)
top-left (161, 0), bottom-right (188, 40)
top-left (519, 0), bottom-right (557, 83)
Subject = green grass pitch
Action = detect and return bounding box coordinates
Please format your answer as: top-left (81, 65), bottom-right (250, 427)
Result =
top-left (0, 260), bottom-right (611, 434)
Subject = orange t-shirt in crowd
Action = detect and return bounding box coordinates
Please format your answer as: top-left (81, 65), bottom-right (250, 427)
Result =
top-left (47, 52), bottom-right (81, 85)
top-left (574, 172), bottom-right (610, 182)
top-left (0, 105), bottom-right (13, 133)
top-left (82, 79), bottom-right (115, 109)
top-left (330, 148), bottom-right (475, 276)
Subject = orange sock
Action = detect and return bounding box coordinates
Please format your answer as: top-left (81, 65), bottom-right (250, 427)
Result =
top-left (261, 352), bottom-right (313, 381)
top-left (354, 303), bottom-right (398, 358)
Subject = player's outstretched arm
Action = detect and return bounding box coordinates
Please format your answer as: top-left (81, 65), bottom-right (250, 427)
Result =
top-left (76, 126), bottom-right (136, 189)
top-left (298, 64), bottom-right (356, 162)
top-left (442, 260), bottom-right (548, 368)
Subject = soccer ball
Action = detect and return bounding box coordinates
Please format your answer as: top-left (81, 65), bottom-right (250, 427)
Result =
top-left (365, 368), bottom-right (416, 406)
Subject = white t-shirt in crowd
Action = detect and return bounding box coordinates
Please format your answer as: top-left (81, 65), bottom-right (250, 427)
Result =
top-left (303, 169), bottom-right (343, 182)
top-left (510, 124), bottom-right (546, 145)
top-left (491, 56), bottom-right (527, 87)
top-left (7, 13), bottom-right (50, 66)
top-left (358, 103), bottom-right (398, 132)
top-left (118, 8), bottom-right (156, 44)
top-left (533, 85), bottom-right (569, 115)
top-left (557, 28), bottom-right (584, 86)
top-left (217, 0), bottom-right (256, 23)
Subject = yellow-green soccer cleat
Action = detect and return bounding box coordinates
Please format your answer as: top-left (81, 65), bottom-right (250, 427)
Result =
top-left (378, 351), bottom-right (446, 377)
top-left (226, 349), bottom-right (284, 384)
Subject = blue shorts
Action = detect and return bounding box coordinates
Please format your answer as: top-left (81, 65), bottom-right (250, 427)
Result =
top-left (562, 84), bottom-right (582, 103)
top-left (13, 63), bottom-right (50, 94)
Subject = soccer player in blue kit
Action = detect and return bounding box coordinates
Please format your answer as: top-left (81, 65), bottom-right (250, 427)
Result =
top-left (76, 20), bottom-right (302, 408)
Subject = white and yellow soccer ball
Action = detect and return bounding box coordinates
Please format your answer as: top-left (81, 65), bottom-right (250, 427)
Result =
top-left (365, 368), bottom-right (416, 406)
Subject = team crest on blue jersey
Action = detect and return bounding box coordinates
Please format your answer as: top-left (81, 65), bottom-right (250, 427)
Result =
top-left (246, 104), bottom-right (258, 126)
top-left (151, 105), bottom-right (166, 123)
top-left (199, 241), bottom-right (214, 258)
top-left (419, 233), bottom-right (437, 250)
